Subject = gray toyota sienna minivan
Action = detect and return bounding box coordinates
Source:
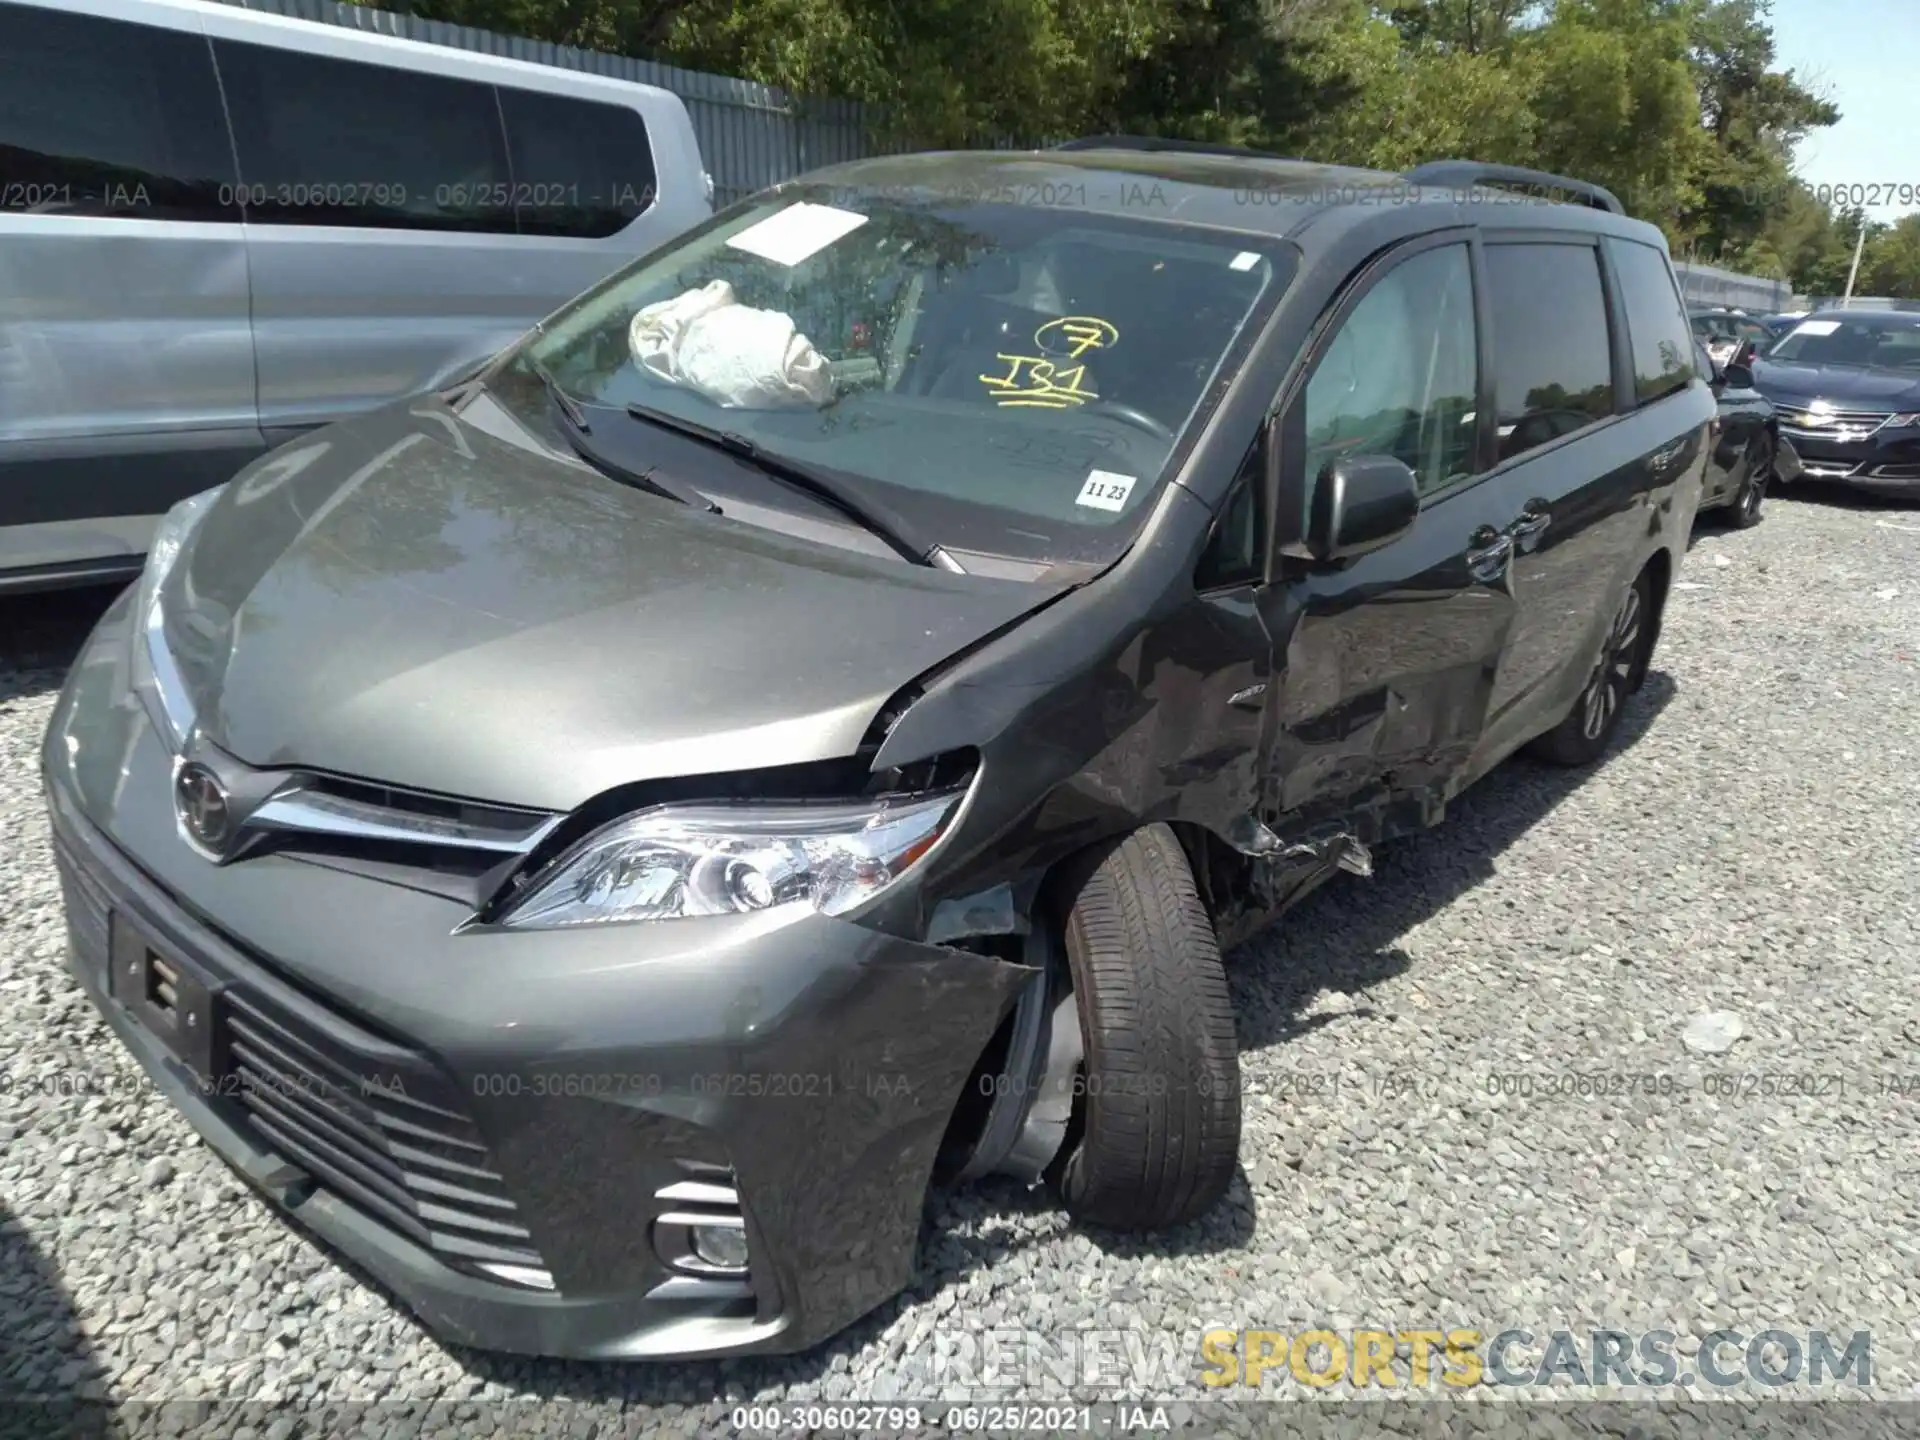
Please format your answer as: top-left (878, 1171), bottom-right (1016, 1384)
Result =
top-left (0, 0), bottom-right (711, 593)
top-left (47, 141), bottom-right (1709, 1361)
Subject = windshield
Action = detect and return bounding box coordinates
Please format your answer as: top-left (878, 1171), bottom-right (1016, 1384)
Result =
top-left (1767, 314), bottom-right (1920, 370)
top-left (499, 183), bottom-right (1293, 563)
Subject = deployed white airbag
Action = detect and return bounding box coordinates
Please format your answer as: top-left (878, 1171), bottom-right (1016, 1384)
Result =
top-left (628, 280), bottom-right (833, 409)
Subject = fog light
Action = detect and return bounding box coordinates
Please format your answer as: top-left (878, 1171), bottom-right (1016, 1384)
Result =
top-left (691, 1222), bottom-right (749, 1270)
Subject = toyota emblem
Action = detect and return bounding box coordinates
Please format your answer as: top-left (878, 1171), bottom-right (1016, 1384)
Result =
top-left (174, 762), bottom-right (231, 854)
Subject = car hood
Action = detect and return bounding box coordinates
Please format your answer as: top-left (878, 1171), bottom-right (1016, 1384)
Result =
top-left (164, 394), bottom-right (1059, 811)
top-left (1750, 360), bottom-right (1920, 408)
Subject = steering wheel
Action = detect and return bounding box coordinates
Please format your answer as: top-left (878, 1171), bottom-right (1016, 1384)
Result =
top-left (1089, 400), bottom-right (1175, 442)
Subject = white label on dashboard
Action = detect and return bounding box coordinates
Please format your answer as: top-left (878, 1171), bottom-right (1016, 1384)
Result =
top-left (725, 203), bottom-right (869, 266)
top-left (1076, 470), bottom-right (1137, 511)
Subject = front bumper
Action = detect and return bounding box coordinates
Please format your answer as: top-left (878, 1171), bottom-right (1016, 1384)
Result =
top-left (41, 591), bottom-right (1030, 1360)
top-left (1775, 423), bottom-right (1920, 493)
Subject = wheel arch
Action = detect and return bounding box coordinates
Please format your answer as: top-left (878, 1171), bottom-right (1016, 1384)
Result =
top-left (933, 816), bottom-right (1238, 1186)
top-left (1636, 545), bottom-right (1674, 687)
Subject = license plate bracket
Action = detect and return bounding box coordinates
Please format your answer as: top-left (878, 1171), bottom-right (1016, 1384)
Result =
top-left (108, 912), bottom-right (224, 1082)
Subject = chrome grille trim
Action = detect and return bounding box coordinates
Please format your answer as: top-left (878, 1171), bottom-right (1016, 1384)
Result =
top-left (1776, 406), bottom-right (1896, 440)
top-left (655, 1179), bottom-right (742, 1206)
top-left (248, 783), bottom-right (562, 855)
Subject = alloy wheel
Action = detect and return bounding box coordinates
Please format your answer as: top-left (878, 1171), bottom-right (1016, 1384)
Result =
top-left (1579, 584), bottom-right (1642, 741)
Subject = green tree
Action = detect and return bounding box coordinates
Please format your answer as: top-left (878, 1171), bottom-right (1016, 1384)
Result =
top-left (1858, 214), bottom-right (1920, 300)
top-left (1520, 0), bottom-right (1707, 239)
top-left (353, 0), bottom-right (1858, 289)
top-left (1682, 0), bottom-right (1840, 264)
top-left (1387, 0), bottom-right (1540, 53)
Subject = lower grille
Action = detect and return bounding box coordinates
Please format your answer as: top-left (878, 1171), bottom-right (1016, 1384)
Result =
top-left (54, 846), bottom-right (110, 972)
top-left (53, 824), bottom-right (550, 1289)
top-left (221, 991), bottom-right (548, 1280)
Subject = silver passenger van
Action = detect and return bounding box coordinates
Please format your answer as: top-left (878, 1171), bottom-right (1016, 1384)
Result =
top-left (0, 0), bottom-right (713, 592)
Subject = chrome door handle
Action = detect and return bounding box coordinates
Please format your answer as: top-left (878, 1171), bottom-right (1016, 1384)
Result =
top-left (1509, 503), bottom-right (1551, 540)
top-left (1507, 501), bottom-right (1552, 552)
top-left (1466, 526), bottom-right (1513, 583)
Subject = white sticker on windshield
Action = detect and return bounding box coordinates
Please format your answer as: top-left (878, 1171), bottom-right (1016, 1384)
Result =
top-left (1077, 470), bottom-right (1137, 512)
top-left (1791, 320), bottom-right (1841, 337)
top-left (725, 202), bottom-right (869, 267)
top-left (1230, 251), bottom-right (1261, 272)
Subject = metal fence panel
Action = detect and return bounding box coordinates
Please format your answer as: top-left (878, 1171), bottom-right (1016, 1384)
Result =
top-left (1673, 262), bottom-right (1794, 314)
top-left (211, 0), bottom-right (898, 205)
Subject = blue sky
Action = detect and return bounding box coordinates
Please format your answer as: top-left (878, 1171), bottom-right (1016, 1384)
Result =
top-left (1767, 0), bottom-right (1918, 219)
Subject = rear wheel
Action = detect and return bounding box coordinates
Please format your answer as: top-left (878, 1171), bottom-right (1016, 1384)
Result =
top-left (1050, 824), bottom-right (1240, 1230)
top-left (1727, 432), bottom-right (1772, 529)
top-left (1529, 570), bottom-right (1651, 767)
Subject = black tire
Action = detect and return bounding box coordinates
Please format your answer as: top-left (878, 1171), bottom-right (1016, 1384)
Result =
top-left (1727, 431), bottom-right (1771, 529)
top-left (1528, 569), bottom-right (1652, 768)
top-left (1051, 824), bottom-right (1240, 1230)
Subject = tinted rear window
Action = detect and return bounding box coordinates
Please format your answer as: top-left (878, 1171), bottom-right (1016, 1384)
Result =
top-left (497, 86), bottom-right (656, 239)
top-left (0, 5), bottom-right (238, 222)
top-left (1609, 239), bottom-right (1695, 404)
top-left (1483, 242), bottom-right (1615, 463)
top-left (214, 40), bottom-right (514, 232)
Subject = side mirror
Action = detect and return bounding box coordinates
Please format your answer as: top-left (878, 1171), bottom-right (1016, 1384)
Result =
top-left (1306, 454), bottom-right (1420, 564)
top-left (1721, 361), bottom-right (1755, 390)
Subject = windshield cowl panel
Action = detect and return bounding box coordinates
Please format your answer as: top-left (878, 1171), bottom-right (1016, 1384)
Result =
top-left (502, 183), bottom-right (1295, 566)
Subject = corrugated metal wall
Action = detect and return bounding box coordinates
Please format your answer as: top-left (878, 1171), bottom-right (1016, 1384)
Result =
top-left (213, 0), bottom-right (907, 206)
top-left (1672, 261), bottom-right (1795, 314)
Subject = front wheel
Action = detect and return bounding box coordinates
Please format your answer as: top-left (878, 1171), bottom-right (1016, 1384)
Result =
top-left (1050, 824), bottom-right (1240, 1230)
top-left (1529, 570), bottom-right (1651, 767)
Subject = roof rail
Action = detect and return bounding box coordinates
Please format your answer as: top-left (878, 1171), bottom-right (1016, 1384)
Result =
top-left (1405, 161), bottom-right (1624, 216)
top-left (1051, 135), bottom-right (1302, 163)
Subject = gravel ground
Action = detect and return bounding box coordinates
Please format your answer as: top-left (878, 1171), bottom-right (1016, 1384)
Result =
top-left (3, 486), bottom-right (1919, 1434)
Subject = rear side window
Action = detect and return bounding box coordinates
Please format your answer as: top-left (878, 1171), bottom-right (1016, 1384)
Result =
top-left (1610, 239), bottom-right (1695, 403)
top-left (213, 40), bottom-right (513, 232)
top-left (0, 6), bottom-right (238, 222)
top-left (1483, 242), bottom-right (1615, 463)
top-left (496, 87), bottom-right (657, 239)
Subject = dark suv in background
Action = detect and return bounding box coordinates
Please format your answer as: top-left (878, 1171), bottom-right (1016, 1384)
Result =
top-left (46, 141), bottom-right (1711, 1360)
top-left (1749, 309), bottom-right (1920, 494)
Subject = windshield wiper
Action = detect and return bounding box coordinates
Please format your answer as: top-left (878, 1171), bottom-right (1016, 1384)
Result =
top-left (538, 377), bottom-right (720, 513)
top-left (529, 357), bottom-right (589, 432)
top-left (624, 399), bottom-right (934, 566)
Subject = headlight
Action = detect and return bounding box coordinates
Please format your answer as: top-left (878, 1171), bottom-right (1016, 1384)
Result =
top-left (1886, 412), bottom-right (1920, 429)
top-left (131, 485), bottom-right (225, 750)
top-left (495, 790), bottom-right (965, 929)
